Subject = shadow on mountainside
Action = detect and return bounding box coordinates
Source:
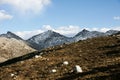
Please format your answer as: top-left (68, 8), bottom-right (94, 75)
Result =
top-left (0, 45), bottom-right (64, 67)
top-left (0, 51), bottom-right (40, 67)
top-left (57, 63), bottom-right (120, 80)
top-left (98, 42), bottom-right (120, 57)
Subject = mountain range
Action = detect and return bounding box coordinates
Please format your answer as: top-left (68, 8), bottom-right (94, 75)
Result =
top-left (0, 32), bottom-right (120, 80)
top-left (27, 29), bottom-right (120, 50)
top-left (0, 29), bottom-right (119, 51)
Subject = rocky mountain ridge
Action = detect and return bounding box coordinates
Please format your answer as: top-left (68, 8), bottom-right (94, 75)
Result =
top-left (73, 29), bottom-right (106, 41)
top-left (0, 30), bottom-right (119, 51)
top-left (0, 31), bottom-right (23, 40)
top-left (27, 29), bottom-right (120, 50)
top-left (27, 30), bottom-right (73, 50)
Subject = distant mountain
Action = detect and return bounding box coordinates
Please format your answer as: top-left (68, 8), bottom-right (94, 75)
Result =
top-left (27, 30), bottom-right (73, 50)
top-left (73, 29), bottom-right (106, 41)
top-left (27, 29), bottom-right (120, 50)
top-left (0, 31), bottom-right (23, 40)
top-left (0, 37), bottom-right (36, 63)
top-left (106, 30), bottom-right (119, 35)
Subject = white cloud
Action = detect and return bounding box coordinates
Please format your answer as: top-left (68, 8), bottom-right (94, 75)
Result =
top-left (113, 16), bottom-right (120, 20)
top-left (42, 25), bottom-right (81, 36)
top-left (87, 27), bottom-right (120, 32)
top-left (0, 10), bottom-right (13, 21)
top-left (99, 28), bottom-right (111, 32)
top-left (15, 25), bottom-right (120, 40)
top-left (112, 26), bottom-right (120, 30)
top-left (0, 0), bottom-right (51, 14)
top-left (89, 27), bottom-right (111, 32)
top-left (54, 25), bottom-right (81, 36)
top-left (15, 30), bottom-right (44, 40)
top-left (15, 25), bottom-right (81, 40)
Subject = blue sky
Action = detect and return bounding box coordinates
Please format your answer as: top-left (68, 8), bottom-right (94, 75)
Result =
top-left (0, 0), bottom-right (120, 39)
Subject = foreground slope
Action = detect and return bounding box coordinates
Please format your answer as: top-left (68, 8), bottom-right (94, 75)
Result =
top-left (0, 34), bottom-right (120, 80)
top-left (0, 37), bottom-right (36, 63)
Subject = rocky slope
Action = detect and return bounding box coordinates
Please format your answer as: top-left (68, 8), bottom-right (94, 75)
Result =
top-left (0, 34), bottom-right (120, 80)
top-left (0, 37), bottom-right (36, 63)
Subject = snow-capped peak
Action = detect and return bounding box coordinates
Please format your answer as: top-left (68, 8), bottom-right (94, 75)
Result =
top-left (27, 30), bottom-right (73, 50)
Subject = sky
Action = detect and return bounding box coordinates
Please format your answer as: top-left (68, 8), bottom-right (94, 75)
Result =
top-left (0, 0), bottom-right (120, 39)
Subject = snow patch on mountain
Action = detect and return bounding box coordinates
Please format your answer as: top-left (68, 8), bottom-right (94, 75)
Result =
top-left (27, 30), bottom-right (73, 50)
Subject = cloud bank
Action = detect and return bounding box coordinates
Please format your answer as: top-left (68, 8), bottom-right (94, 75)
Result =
top-left (15, 25), bottom-right (120, 40)
top-left (113, 16), bottom-right (120, 20)
top-left (15, 25), bottom-right (81, 39)
top-left (0, 10), bottom-right (13, 21)
top-left (0, 0), bottom-right (51, 14)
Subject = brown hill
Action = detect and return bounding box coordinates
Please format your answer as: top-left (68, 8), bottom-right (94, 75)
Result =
top-left (0, 35), bottom-right (120, 80)
top-left (0, 37), bottom-right (36, 63)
